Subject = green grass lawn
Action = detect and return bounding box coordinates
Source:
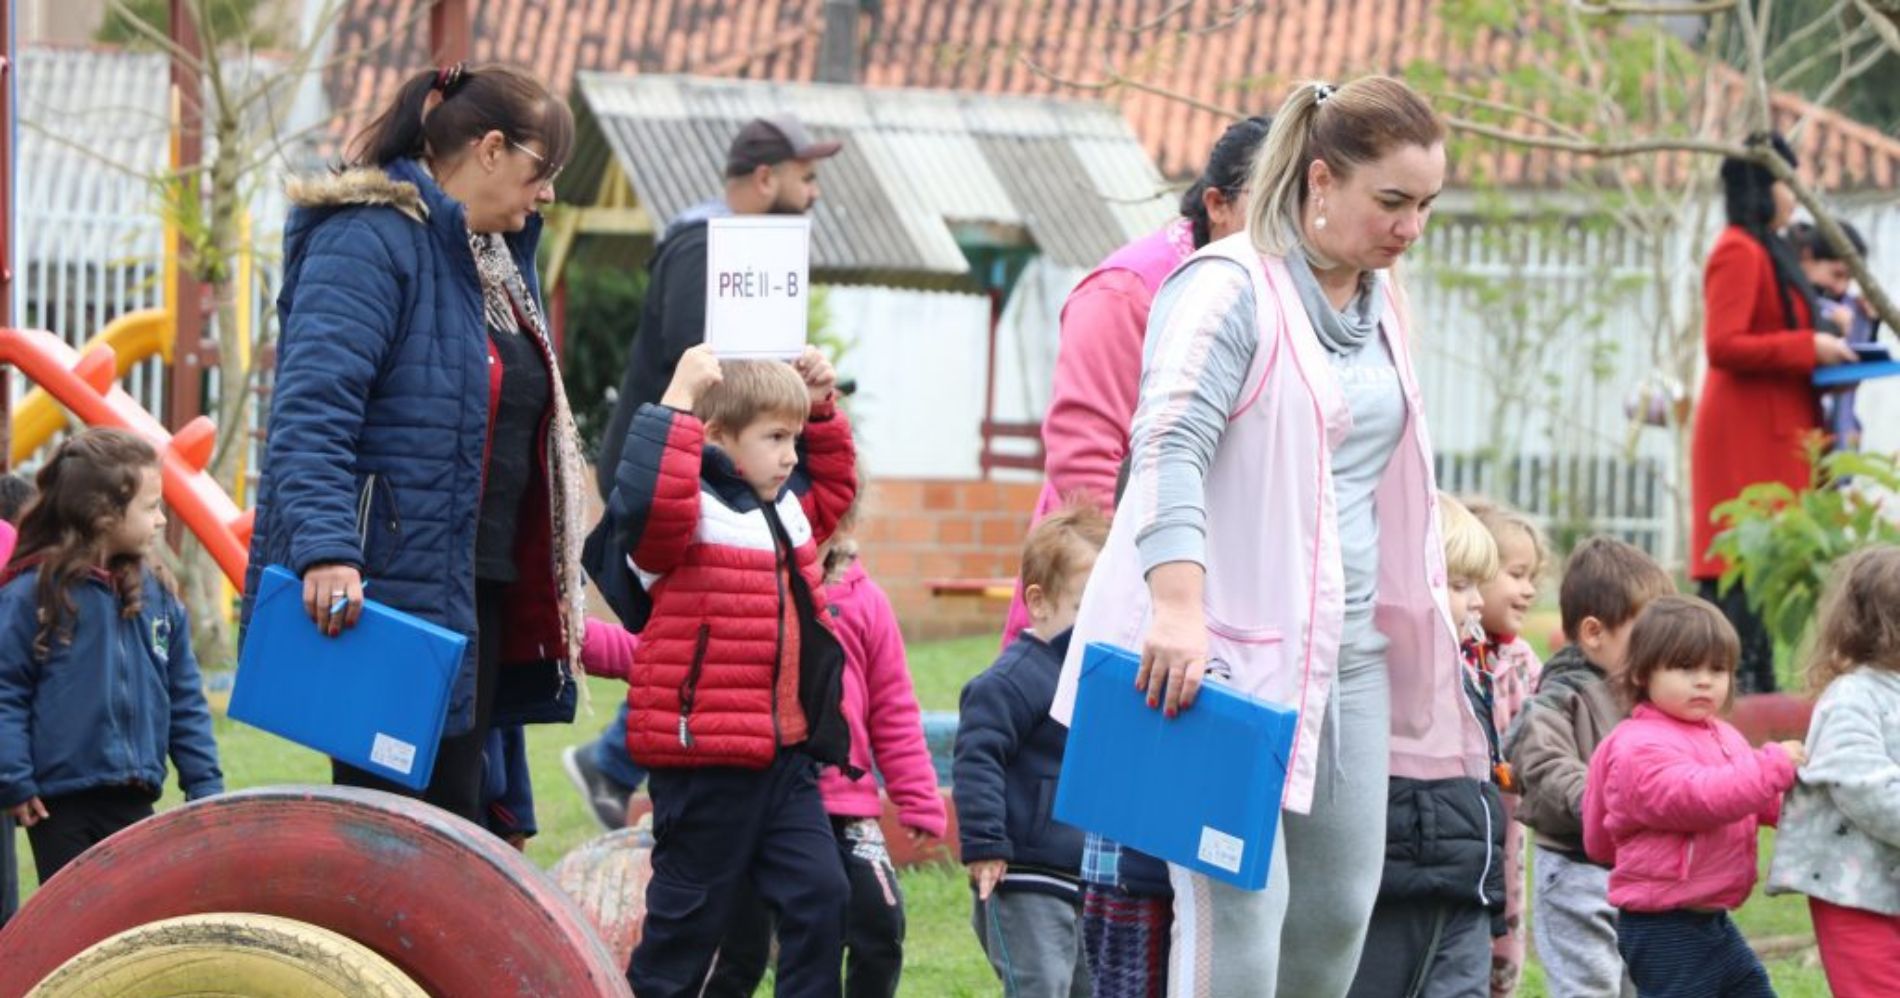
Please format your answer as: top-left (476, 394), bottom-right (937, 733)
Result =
top-left (10, 634), bottom-right (1831, 995)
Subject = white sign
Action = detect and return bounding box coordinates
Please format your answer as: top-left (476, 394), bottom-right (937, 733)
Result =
top-left (705, 215), bottom-right (811, 360)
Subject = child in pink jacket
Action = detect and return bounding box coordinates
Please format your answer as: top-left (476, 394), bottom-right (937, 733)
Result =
top-left (1583, 595), bottom-right (1804, 998)
top-left (583, 514), bottom-right (946, 997)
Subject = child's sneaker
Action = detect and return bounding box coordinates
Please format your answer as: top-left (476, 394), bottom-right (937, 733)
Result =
top-left (563, 745), bottom-right (631, 831)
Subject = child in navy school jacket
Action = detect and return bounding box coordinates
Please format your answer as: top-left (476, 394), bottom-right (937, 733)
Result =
top-left (955, 499), bottom-right (1109, 998)
top-left (0, 430), bottom-right (222, 886)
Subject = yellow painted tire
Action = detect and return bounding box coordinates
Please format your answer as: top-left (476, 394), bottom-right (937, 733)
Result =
top-left (28, 913), bottom-right (427, 998)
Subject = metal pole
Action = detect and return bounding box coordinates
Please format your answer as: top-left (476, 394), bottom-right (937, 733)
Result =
top-left (429, 0), bottom-right (472, 65)
top-left (0, 0), bottom-right (14, 470)
top-left (167, 0), bottom-right (206, 434)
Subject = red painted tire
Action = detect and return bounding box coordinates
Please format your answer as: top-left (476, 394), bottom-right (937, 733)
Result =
top-left (550, 827), bottom-right (653, 972)
top-left (0, 786), bottom-right (631, 998)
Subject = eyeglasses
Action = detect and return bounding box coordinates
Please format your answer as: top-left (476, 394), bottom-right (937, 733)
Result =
top-left (509, 140), bottom-right (562, 185)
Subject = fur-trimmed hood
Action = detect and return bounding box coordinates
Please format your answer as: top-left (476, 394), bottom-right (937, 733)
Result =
top-left (284, 166), bottom-right (428, 223)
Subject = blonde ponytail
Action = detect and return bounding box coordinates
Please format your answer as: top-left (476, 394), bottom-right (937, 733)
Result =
top-left (1248, 82), bottom-right (1329, 257)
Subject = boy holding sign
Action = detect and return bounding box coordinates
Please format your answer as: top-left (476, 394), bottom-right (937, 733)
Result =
top-left (608, 343), bottom-right (860, 998)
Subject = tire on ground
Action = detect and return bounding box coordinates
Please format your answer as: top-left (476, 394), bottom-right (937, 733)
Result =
top-left (29, 913), bottom-right (426, 998)
top-left (0, 786), bottom-right (630, 998)
top-left (551, 824), bottom-right (653, 971)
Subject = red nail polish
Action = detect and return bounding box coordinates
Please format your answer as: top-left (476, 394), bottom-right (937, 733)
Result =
top-left (1165, 707), bottom-right (1177, 719)
top-left (1147, 697), bottom-right (1158, 708)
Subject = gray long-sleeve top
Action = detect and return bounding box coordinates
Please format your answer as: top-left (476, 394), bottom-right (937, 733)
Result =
top-left (1128, 257), bottom-right (1404, 615)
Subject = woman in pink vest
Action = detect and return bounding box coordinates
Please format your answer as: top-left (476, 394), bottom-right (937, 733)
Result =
top-left (1053, 77), bottom-right (1489, 998)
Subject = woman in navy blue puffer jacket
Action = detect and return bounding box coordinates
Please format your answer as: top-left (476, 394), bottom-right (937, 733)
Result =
top-left (242, 63), bottom-right (587, 822)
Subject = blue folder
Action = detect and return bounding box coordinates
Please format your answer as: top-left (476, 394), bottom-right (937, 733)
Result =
top-left (230, 564), bottom-right (465, 790)
top-left (1054, 642), bottom-right (1297, 891)
top-left (1815, 358), bottom-right (1900, 388)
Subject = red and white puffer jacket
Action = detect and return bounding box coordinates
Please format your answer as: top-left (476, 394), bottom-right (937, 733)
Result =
top-left (607, 399), bottom-right (858, 771)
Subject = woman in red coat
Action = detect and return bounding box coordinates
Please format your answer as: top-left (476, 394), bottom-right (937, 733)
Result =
top-left (1691, 133), bottom-right (1857, 692)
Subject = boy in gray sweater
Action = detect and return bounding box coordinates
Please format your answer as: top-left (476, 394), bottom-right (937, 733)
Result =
top-left (1504, 537), bottom-right (1671, 998)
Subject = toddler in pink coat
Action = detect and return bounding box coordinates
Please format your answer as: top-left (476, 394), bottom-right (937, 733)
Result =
top-left (1583, 595), bottom-right (1804, 998)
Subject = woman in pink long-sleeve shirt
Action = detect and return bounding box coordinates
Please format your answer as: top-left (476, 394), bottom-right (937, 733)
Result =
top-left (1002, 116), bottom-right (1269, 649)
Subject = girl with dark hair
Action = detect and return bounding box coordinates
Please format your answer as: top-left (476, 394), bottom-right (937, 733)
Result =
top-left (1690, 133), bottom-right (1856, 694)
top-left (241, 63), bottom-right (587, 823)
top-left (0, 429), bottom-right (222, 883)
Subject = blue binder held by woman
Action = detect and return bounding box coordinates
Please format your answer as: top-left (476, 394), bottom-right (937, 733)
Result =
top-left (1054, 642), bottom-right (1297, 891)
top-left (230, 565), bottom-right (465, 791)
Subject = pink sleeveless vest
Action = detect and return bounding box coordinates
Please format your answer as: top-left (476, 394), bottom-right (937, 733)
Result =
top-left (1052, 233), bottom-right (1488, 814)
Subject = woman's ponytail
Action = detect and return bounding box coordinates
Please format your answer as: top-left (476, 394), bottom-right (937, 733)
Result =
top-left (348, 69), bottom-right (440, 169)
top-left (1246, 83), bottom-right (1328, 257)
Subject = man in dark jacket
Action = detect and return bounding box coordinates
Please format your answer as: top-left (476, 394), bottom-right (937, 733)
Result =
top-left (564, 116), bottom-right (842, 832)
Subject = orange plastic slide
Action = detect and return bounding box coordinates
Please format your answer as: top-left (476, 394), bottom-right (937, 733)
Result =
top-left (0, 328), bottom-right (251, 585)
top-left (10, 309), bottom-right (174, 466)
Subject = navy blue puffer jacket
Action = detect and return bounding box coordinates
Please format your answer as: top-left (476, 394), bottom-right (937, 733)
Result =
top-left (241, 159), bottom-right (575, 734)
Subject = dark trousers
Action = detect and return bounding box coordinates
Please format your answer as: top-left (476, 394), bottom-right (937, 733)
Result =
top-left (23, 784), bottom-right (155, 885)
top-left (629, 752), bottom-right (849, 998)
top-left (1617, 909), bottom-right (1774, 998)
top-left (2, 815), bottom-right (17, 926)
top-left (333, 581), bottom-right (504, 824)
top-left (706, 816), bottom-right (906, 998)
top-left (1697, 580), bottom-right (1777, 694)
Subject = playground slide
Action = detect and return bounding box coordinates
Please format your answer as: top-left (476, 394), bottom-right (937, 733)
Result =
top-left (10, 309), bottom-right (174, 466)
top-left (0, 327), bottom-right (250, 585)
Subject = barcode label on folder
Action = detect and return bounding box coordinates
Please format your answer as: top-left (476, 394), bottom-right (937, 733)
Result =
top-left (1198, 826), bottom-right (1245, 873)
top-left (370, 733), bottom-right (418, 775)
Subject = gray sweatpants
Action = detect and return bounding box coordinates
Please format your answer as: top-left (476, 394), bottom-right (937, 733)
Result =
top-left (1531, 847), bottom-right (1635, 998)
top-left (973, 890), bottom-right (1090, 998)
top-left (1165, 635), bottom-right (1391, 998)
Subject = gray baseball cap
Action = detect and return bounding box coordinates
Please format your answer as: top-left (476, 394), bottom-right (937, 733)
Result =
top-left (725, 114), bottom-right (844, 177)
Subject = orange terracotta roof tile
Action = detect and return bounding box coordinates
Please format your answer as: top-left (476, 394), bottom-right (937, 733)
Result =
top-left (325, 0), bottom-right (1900, 190)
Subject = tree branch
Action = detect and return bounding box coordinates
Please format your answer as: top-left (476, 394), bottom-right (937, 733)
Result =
top-left (1764, 0), bottom-right (1850, 73)
top-left (1569, 0), bottom-right (1739, 13)
top-left (1850, 0), bottom-right (1900, 55)
top-left (1773, 22), bottom-right (1874, 88)
top-left (1116, 0), bottom-right (1197, 33)
top-left (1756, 151), bottom-right (1900, 332)
top-left (1019, 54), bottom-right (1249, 120)
top-left (1795, 36), bottom-right (1890, 134)
top-left (105, 0), bottom-right (207, 73)
top-left (1431, 92), bottom-right (1592, 143)
top-left (1444, 116), bottom-right (1744, 159)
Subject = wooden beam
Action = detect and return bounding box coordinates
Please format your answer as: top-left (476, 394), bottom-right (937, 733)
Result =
top-left (430, 0), bottom-right (472, 65)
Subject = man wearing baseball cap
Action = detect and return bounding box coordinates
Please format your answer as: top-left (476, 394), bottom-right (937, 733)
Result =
top-left (569, 115), bottom-right (843, 832)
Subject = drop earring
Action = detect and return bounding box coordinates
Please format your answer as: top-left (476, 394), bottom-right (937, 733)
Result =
top-left (1314, 195), bottom-right (1328, 231)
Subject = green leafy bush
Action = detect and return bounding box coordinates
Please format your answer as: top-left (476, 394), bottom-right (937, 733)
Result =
top-left (1709, 437), bottom-right (1900, 651)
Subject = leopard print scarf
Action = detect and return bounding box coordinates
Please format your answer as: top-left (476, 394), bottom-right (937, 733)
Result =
top-left (470, 232), bottom-right (589, 697)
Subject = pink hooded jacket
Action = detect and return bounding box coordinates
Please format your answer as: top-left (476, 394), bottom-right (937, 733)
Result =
top-left (815, 561), bottom-right (947, 836)
top-left (1583, 703), bottom-right (1796, 912)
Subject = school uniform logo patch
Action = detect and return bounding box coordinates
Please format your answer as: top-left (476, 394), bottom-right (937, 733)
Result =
top-left (151, 616), bottom-right (171, 660)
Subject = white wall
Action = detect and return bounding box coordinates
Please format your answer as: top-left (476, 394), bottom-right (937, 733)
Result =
top-left (824, 259), bottom-right (1080, 481)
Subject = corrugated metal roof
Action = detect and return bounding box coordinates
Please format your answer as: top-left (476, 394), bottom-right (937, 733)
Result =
top-left (16, 46), bottom-right (295, 258)
top-left (567, 72), bottom-right (1173, 277)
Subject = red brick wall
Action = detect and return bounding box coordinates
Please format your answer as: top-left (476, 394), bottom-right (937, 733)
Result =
top-left (854, 477), bottom-right (1043, 641)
